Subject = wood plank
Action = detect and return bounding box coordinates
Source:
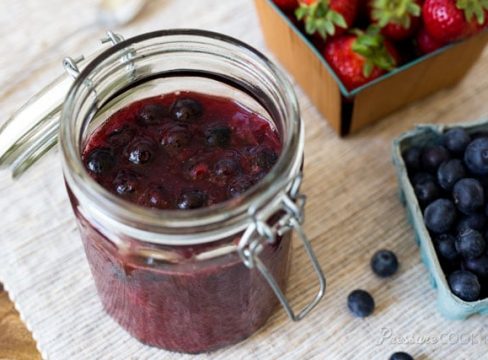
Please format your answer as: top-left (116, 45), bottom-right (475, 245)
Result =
top-left (0, 285), bottom-right (41, 360)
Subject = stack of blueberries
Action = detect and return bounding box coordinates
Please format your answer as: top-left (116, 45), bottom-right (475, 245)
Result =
top-left (403, 127), bottom-right (488, 302)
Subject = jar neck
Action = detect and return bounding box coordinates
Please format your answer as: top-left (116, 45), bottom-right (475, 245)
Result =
top-left (61, 30), bottom-right (303, 244)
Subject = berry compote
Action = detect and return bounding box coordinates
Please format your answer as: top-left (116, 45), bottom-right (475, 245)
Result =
top-left (78, 91), bottom-right (290, 353)
top-left (82, 91), bottom-right (281, 209)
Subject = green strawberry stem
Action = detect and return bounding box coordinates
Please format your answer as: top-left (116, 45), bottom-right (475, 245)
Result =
top-left (351, 27), bottom-right (396, 78)
top-left (371, 0), bottom-right (421, 29)
top-left (456, 0), bottom-right (488, 25)
top-left (296, 0), bottom-right (348, 39)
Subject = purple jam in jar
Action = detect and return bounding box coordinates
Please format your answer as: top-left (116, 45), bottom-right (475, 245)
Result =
top-left (76, 92), bottom-right (289, 352)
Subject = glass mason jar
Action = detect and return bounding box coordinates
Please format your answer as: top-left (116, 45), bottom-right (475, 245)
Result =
top-left (1, 30), bottom-right (325, 354)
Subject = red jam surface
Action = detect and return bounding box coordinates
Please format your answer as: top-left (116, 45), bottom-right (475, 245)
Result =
top-left (75, 92), bottom-right (290, 353)
top-left (82, 91), bottom-right (281, 209)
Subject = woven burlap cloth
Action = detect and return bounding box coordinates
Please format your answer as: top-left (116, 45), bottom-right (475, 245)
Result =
top-left (1, 1), bottom-right (488, 359)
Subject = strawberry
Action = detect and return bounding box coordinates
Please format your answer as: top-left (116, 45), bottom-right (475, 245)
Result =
top-left (423, 0), bottom-right (488, 43)
top-left (295, 0), bottom-right (359, 40)
top-left (370, 0), bottom-right (423, 41)
top-left (273, 0), bottom-right (299, 12)
top-left (416, 26), bottom-right (446, 54)
top-left (323, 27), bottom-right (400, 90)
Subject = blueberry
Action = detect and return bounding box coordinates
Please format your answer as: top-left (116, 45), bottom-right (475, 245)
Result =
top-left (254, 147), bottom-right (278, 170)
top-left (437, 159), bottom-right (465, 191)
top-left (421, 145), bottom-right (449, 173)
top-left (435, 234), bottom-right (459, 261)
top-left (448, 270), bottom-right (481, 301)
top-left (347, 289), bottom-right (375, 318)
top-left (114, 171), bottom-right (139, 195)
top-left (177, 190), bottom-right (207, 209)
top-left (465, 137), bottom-right (488, 175)
top-left (452, 178), bottom-right (484, 215)
top-left (127, 138), bottom-right (155, 165)
top-left (228, 176), bottom-right (253, 198)
top-left (411, 172), bottom-right (434, 185)
top-left (456, 213), bottom-right (486, 233)
top-left (107, 126), bottom-right (135, 147)
top-left (138, 104), bottom-right (167, 125)
top-left (139, 185), bottom-right (170, 209)
top-left (424, 199), bottom-right (457, 233)
top-left (464, 255), bottom-right (488, 278)
top-left (161, 126), bottom-right (191, 149)
top-left (414, 178), bottom-right (440, 207)
top-left (86, 148), bottom-right (115, 174)
top-left (371, 250), bottom-right (399, 277)
top-left (442, 127), bottom-right (471, 155)
top-left (170, 98), bottom-right (203, 122)
top-left (389, 352), bottom-right (414, 360)
top-left (205, 125), bottom-right (231, 147)
top-left (402, 146), bottom-right (421, 172)
top-left (214, 158), bottom-right (239, 177)
top-left (456, 228), bottom-right (485, 259)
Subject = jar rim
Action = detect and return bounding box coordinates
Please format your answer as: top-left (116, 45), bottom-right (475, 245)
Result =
top-left (60, 29), bottom-right (302, 237)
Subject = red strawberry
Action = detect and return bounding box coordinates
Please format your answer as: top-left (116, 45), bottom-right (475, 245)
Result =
top-left (416, 26), bottom-right (446, 54)
top-left (370, 0), bottom-right (423, 41)
top-left (323, 27), bottom-right (400, 90)
top-left (273, 0), bottom-right (299, 12)
top-left (423, 0), bottom-right (488, 43)
top-left (296, 0), bottom-right (359, 40)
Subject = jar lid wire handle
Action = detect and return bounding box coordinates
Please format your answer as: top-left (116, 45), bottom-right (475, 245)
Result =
top-left (238, 175), bottom-right (326, 321)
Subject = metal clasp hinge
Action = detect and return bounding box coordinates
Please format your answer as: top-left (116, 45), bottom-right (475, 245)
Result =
top-left (238, 174), bottom-right (326, 322)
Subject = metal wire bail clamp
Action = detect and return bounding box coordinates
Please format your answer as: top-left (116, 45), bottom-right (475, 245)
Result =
top-left (238, 173), bottom-right (326, 322)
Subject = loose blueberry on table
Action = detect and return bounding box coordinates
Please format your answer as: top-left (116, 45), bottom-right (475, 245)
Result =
top-left (347, 289), bottom-right (375, 318)
top-left (402, 127), bottom-right (488, 302)
top-left (390, 352), bottom-right (414, 360)
top-left (78, 91), bottom-right (289, 353)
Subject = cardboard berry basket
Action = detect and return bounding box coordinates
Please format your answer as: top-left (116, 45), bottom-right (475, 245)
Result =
top-left (392, 120), bottom-right (488, 320)
top-left (254, 0), bottom-right (488, 136)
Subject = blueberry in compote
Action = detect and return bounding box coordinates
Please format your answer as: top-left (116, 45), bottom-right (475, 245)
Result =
top-left (214, 158), bottom-right (239, 178)
top-left (177, 190), bottom-right (207, 209)
top-left (170, 98), bottom-right (203, 122)
top-left (254, 147), bottom-right (278, 171)
top-left (161, 125), bottom-right (192, 150)
top-left (205, 125), bottom-right (231, 147)
top-left (114, 170), bottom-right (139, 195)
top-left (228, 176), bottom-right (254, 198)
top-left (138, 103), bottom-right (167, 125)
top-left (127, 138), bottom-right (156, 165)
top-left (86, 148), bottom-right (115, 175)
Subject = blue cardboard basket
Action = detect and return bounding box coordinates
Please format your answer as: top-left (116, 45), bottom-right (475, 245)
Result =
top-left (393, 121), bottom-right (488, 319)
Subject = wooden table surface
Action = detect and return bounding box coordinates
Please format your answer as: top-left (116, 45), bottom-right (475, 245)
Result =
top-left (0, 284), bottom-right (40, 360)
